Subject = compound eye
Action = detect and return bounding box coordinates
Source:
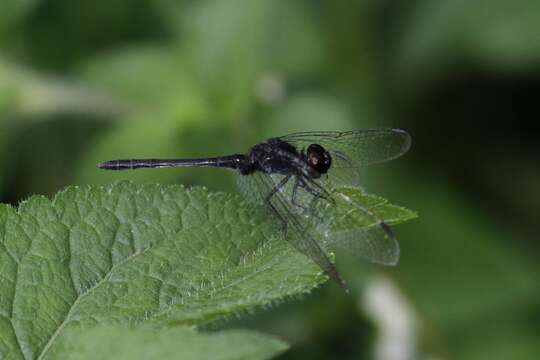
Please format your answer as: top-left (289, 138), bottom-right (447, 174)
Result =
top-left (307, 144), bottom-right (332, 174)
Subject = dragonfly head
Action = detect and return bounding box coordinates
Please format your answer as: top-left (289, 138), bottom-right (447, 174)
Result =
top-left (306, 144), bottom-right (332, 176)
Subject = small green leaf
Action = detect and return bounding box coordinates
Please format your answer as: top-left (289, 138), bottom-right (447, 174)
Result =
top-left (0, 181), bottom-right (415, 359)
top-left (59, 326), bottom-right (288, 360)
top-left (329, 186), bottom-right (418, 231)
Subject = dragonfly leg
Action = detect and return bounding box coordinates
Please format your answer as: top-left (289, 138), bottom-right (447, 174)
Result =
top-left (265, 175), bottom-right (292, 237)
top-left (262, 175), bottom-right (349, 291)
top-left (308, 193), bottom-right (321, 216)
top-left (305, 177), bottom-right (336, 205)
top-left (293, 178), bottom-right (326, 223)
top-left (299, 177), bottom-right (334, 206)
top-left (291, 177), bottom-right (310, 213)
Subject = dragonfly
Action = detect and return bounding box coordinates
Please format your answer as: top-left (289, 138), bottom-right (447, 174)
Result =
top-left (99, 129), bottom-right (411, 289)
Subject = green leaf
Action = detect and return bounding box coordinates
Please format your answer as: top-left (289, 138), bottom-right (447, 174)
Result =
top-left (0, 182), bottom-right (320, 359)
top-left (0, 181), bottom-right (414, 359)
top-left (329, 186), bottom-right (417, 231)
top-left (59, 326), bottom-right (288, 360)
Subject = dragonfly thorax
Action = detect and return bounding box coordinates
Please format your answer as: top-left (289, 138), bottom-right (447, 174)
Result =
top-left (247, 139), bottom-right (309, 177)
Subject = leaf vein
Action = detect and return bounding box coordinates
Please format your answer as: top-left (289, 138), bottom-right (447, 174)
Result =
top-left (35, 233), bottom-right (163, 360)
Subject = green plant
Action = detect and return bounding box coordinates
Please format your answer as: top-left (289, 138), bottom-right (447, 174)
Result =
top-left (0, 181), bottom-right (415, 359)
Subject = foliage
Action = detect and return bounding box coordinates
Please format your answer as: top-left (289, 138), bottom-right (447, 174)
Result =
top-left (1, 0), bottom-right (539, 359)
top-left (0, 181), bottom-right (414, 359)
top-left (60, 326), bottom-right (287, 360)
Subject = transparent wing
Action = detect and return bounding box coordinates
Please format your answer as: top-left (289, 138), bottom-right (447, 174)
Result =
top-left (317, 186), bottom-right (400, 266)
top-left (236, 172), bottom-right (347, 288)
top-left (329, 225), bottom-right (399, 266)
top-left (280, 128), bottom-right (411, 179)
top-left (300, 173), bottom-right (400, 265)
top-left (272, 171), bottom-right (399, 266)
top-left (237, 170), bottom-right (400, 281)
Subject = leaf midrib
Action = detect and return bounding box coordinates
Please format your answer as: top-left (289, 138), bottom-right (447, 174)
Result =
top-left (35, 240), bottom-right (157, 360)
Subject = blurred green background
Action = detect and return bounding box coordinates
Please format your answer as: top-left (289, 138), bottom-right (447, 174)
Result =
top-left (1, 0), bottom-right (539, 359)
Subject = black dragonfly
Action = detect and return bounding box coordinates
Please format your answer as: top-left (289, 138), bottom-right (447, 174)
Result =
top-left (99, 129), bottom-right (411, 289)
